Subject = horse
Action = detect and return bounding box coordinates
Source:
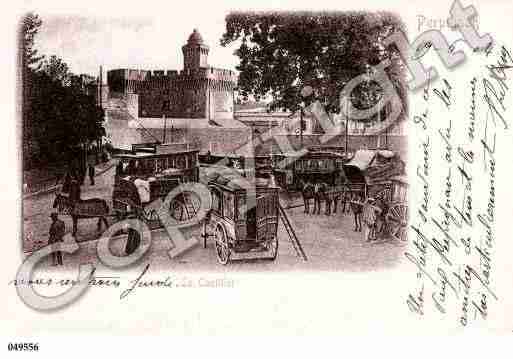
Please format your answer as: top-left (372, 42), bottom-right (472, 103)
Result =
top-left (338, 187), bottom-right (352, 215)
top-left (53, 193), bottom-right (110, 237)
top-left (322, 183), bottom-right (339, 215)
top-left (326, 184), bottom-right (347, 215)
top-left (313, 182), bottom-right (330, 215)
top-left (300, 180), bottom-right (315, 214)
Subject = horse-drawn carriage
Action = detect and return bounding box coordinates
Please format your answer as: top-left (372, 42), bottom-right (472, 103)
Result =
top-left (112, 142), bottom-right (201, 225)
top-left (201, 168), bottom-right (280, 264)
top-left (342, 149), bottom-right (408, 241)
top-left (273, 150), bottom-right (347, 190)
top-left (363, 177), bottom-right (408, 241)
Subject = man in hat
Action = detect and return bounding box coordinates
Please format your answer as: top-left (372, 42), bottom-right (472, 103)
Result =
top-left (49, 212), bottom-right (66, 265)
top-left (69, 177), bottom-right (81, 204)
top-left (88, 163), bottom-right (96, 186)
top-left (362, 197), bottom-right (381, 241)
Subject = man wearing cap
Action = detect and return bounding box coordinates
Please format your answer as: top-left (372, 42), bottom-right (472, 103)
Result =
top-left (362, 197), bottom-right (381, 241)
top-left (49, 212), bottom-right (66, 266)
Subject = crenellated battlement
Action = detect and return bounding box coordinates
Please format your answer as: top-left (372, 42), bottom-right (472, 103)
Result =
top-left (106, 29), bottom-right (236, 120)
top-left (109, 66), bottom-right (237, 94)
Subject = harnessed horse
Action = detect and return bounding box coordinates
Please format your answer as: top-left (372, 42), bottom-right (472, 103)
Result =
top-left (300, 181), bottom-right (315, 214)
top-left (313, 182), bottom-right (330, 215)
top-left (53, 193), bottom-right (110, 237)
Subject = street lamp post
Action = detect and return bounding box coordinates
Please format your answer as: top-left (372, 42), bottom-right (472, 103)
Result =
top-left (163, 113), bottom-right (167, 144)
top-left (299, 105), bottom-right (304, 147)
top-left (162, 100), bottom-right (170, 144)
top-left (343, 94), bottom-right (352, 157)
top-left (345, 103), bottom-right (349, 155)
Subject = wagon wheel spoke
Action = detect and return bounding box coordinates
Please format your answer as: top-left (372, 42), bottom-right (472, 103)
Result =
top-left (179, 204), bottom-right (185, 221)
top-left (214, 226), bottom-right (230, 265)
top-left (168, 192), bottom-right (201, 222)
top-left (387, 203), bottom-right (408, 241)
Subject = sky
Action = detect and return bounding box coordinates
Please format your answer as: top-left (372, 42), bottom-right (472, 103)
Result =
top-left (33, 11), bottom-right (241, 81)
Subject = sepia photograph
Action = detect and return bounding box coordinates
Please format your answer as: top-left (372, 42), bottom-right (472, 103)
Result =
top-left (4, 0), bottom-right (513, 346)
top-left (21, 11), bottom-right (408, 272)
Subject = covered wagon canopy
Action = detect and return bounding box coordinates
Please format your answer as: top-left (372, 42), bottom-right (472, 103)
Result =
top-left (200, 165), bottom-right (278, 192)
top-left (343, 149), bottom-right (405, 184)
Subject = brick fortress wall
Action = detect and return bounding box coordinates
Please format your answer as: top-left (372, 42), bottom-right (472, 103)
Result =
top-left (106, 29), bottom-right (237, 120)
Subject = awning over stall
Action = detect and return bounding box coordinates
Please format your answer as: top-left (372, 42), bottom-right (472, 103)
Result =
top-left (344, 150), bottom-right (376, 171)
top-left (343, 149), bottom-right (404, 184)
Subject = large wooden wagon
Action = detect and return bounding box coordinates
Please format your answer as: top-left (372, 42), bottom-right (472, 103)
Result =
top-left (365, 176), bottom-right (408, 241)
top-left (202, 171), bottom-right (280, 265)
top-left (112, 142), bottom-right (200, 224)
top-left (384, 176), bottom-right (408, 241)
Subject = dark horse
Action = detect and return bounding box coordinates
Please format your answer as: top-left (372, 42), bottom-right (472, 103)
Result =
top-left (313, 182), bottom-right (330, 215)
top-left (53, 193), bottom-right (110, 236)
top-left (300, 181), bottom-right (315, 214)
top-left (324, 184), bottom-right (347, 215)
top-left (372, 195), bottom-right (390, 239)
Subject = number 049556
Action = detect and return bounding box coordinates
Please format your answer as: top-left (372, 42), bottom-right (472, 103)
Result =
top-left (7, 343), bottom-right (39, 351)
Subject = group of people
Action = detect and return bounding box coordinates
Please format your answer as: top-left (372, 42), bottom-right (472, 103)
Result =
top-left (301, 180), bottom-right (385, 242)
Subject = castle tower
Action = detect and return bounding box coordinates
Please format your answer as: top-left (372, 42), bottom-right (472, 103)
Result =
top-left (182, 29), bottom-right (209, 70)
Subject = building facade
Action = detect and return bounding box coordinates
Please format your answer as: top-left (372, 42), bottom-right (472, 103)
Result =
top-left (107, 29), bottom-right (237, 120)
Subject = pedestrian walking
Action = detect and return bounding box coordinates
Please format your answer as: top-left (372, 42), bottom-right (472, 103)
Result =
top-left (88, 164), bottom-right (95, 186)
top-left (69, 178), bottom-right (81, 204)
top-left (115, 160), bottom-right (124, 177)
top-left (49, 212), bottom-right (65, 266)
top-left (62, 172), bottom-right (72, 194)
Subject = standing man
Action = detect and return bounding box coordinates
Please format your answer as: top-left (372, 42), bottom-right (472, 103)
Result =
top-left (88, 151), bottom-right (96, 186)
top-left (88, 163), bottom-right (95, 186)
top-left (302, 180), bottom-right (313, 214)
top-left (62, 171), bottom-right (72, 194)
top-left (362, 198), bottom-right (381, 241)
top-left (349, 193), bottom-right (363, 232)
top-left (49, 212), bottom-right (65, 266)
top-left (69, 177), bottom-right (81, 203)
top-left (313, 182), bottom-right (322, 215)
top-left (115, 160), bottom-right (124, 177)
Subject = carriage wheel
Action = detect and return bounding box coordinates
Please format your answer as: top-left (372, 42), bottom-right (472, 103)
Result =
top-left (267, 236), bottom-right (278, 261)
top-left (386, 203), bottom-right (408, 241)
top-left (169, 192), bottom-right (201, 222)
top-left (215, 226), bottom-right (230, 265)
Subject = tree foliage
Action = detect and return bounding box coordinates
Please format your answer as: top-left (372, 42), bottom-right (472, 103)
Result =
top-left (21, 13), bottom-right (105, 169)
top-left (41, 55), bottom-right (71, 86)
top-left (21, 12), bottom-right (44, 70)
top-left (221, 11), bottom-right (407, 118)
